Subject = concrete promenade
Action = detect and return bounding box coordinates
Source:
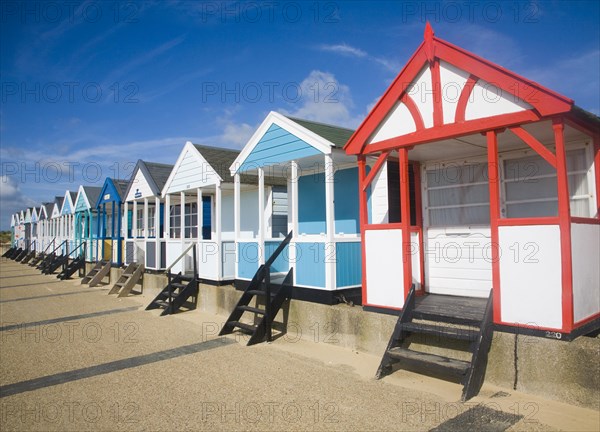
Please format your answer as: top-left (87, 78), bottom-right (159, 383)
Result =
top-left (0, 259), bottom-right (597, 431)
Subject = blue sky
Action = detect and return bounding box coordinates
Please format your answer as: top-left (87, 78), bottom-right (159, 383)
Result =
top-left (1, 0), bottom-right (599, 230)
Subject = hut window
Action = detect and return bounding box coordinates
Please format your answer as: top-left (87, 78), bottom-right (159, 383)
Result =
top-left (502, 148), bottom-right (590, 218)
top-left (170, 205), bottom-right (181, 239)
top-left (136, 207), bottom-right (144, 237)
top-left (147, 206), bottom-right (156, 237)
top-left (425, 162), bottom-right (490, 226)
top-left (184, 203), bottom-right (198, 238)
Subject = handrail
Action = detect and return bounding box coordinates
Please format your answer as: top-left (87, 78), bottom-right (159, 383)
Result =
top-left (165, 243), bottom-right (198, 309)
top-left (263, 230), bottom-right (293, 342)
top-left (68, 241), bottom-right (87, 258)
top-left (41, 238), bottom-right (56, 254)
top-left (165, 243), bottom-right (196, 273)
top-left (48, 240), bottom-right (67, 256)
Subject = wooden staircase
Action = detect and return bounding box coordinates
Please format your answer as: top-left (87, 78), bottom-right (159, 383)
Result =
top-left (82, 261), bottom-right (111, 286)
top-left (42, 254), bottom-right (68, 275)
top-left (2, 246), bottom-right (16, 258)
top-left (219, 231), bottom-right (293, 345)
top-left (57, 256), bottom-right (86, 280)
top-left (29, 253), bottom-right (45, 267)
top-left (14, 248), bottom-right (28, 261)
top-left (109, 263), bottom-right (144, 297)
top-left (376, 287), bottom-right (494, 401)
top-left (145, 273), bottom-right (198, 316)
top-left (21, 250), bottom-right (36, 264)
top-left (145, 242), bottom-right (199, 316)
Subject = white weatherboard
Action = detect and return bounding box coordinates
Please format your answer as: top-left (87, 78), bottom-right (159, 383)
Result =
top-left (571, 223), bottom-right (600, 323)
top-left (365, 229), bottom-right (404, 308)
top-left (126, 168), bottom-right (155, 201)
top-left (424, 227), bottom-right (492, 298)
top-left (369, 161), bottom-right (389, 224)
top-left (499, 224), bottom-right (562, 329)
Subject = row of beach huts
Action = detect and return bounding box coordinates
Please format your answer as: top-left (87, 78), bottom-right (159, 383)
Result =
top-left (4, 26), bottom-right (599, 401)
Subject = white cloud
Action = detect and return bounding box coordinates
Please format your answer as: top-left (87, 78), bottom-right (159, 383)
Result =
top-left (316, 43), bottom-right (401, 73)
top-left (219, 122), bottom-right (255, 148)
top-left (280, 70), bottom-right (362, 128)
top-left (318, 43), bottom-right (367, 58)
top-left (0, 175), bottom-right (36, 230)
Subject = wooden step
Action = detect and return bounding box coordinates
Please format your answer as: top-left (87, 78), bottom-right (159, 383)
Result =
top-left (230, 321), bottom-right (257, 333)
top-left (412, 310), bottom-right (483, 326)
top-left (387, 347), bottom-right (470, 376)
top-left (170, 283), bottom-right (186, 289)
top-left (247, 290), bottom-right (276, 297)
top-left (401, 322), bottom-right (479, 342)
top-left (237, 305), bottom-right (265, 315)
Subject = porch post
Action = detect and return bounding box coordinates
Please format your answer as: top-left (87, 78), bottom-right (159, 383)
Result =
top-left (180, 191), bottom-right (186, 272)
top-left (486, 130), bottom-right (502, 324)
top-left (357, 156), bottom-right (369, 301)
top-left (234, 174), bottom-right (240, 241)
top-left (553, 119), bottom-right (574, 332)
top-left (165, 194), bottom-right (171, 239)
top-left (233, 175), bottom-right (240, 280)
top-left (288, 161), bottom-right (299, 284)
top-left (399, 148), bottom-right (412, 298)
top-left (594, 135), bottom-right (600, 216)
top-left (143, 198), bottom-right (149, 239)
top-left (324, 153), bottom-right (337, 291)
top-left (117, 202), bottom-right (123, 265)
top-left (155, 196), bottom-right (161, 268)
top-left (132, 200), bottom-right (137, 239)
top-left (180, 192), bottom-right (185, 242)
top-left (197, 188), bottom-right (202, 240)
top-left (216, 182), bottom-right (222, 279)
top-left (258, 167), bottom-right (265, 265)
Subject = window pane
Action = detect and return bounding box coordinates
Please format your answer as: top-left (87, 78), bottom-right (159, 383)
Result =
top-left (506, 201), bottom-right (557, 218)
top-left (505, 176), bottom-right (557, 201)
top-left (429, 205), bottom-right (490, 226)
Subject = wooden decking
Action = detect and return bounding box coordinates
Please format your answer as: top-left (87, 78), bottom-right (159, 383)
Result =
top-left (414, 293), bottom-right (488, 325)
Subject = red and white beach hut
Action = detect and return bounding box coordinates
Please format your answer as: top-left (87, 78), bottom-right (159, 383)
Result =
top-left (345, 24), bottom-right (599, 340)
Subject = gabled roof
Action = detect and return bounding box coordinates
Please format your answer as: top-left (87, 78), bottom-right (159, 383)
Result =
top-left (124, 160), bottom-right (174, 200)
top-left (31, 207), bottom-right (38, 223)
top-left (230, 111), bottom-right (354, 175)
top-left (96, 178), bottom-right (128, 207)
top-left (51, 197), bottom-right (63, 218)
top-left (193, 144), bottom-right (240, 180)
top-left (75, 185), bottom-right (103, 211)
top-left (285, 116), bottom-right (354, 148)
top-left (39, 203), bottom-right (52, 220)
top-left (10, 214), bottom-right (16, 227)
top-left (61, 190), bottom-right (77, 215)
top-left (345, 23), bottom-right (575, 155)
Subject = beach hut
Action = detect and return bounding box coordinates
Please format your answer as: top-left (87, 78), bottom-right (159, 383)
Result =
top-left (37, 203), bottom-right (52, 252)
top-left (160, 142), bottom-right (270, 282)
top-left (95, 178), bottom-right (129, 265)
top-left (49, 196), bottom-right (64, 252)
top-left (9, 214), bottom-right (16, 247)
top-left (29, 207), bottom-right (38, 251)
top-left (23, 208), bottom-right (33, 251)
top-left (60, 190), bottom-right (77, 254)
top-left (73, 185), bottom-right (102, 261)
top-left (229, 112), bottom-right (362, 304)
top-left (123, 160), bottom-right (173, 270)
top-left (344, 25), bottom-right (599, 341)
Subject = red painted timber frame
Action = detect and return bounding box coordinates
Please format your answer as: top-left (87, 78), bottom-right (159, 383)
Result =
top-left (348, 25), bottom-right (599, 335)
